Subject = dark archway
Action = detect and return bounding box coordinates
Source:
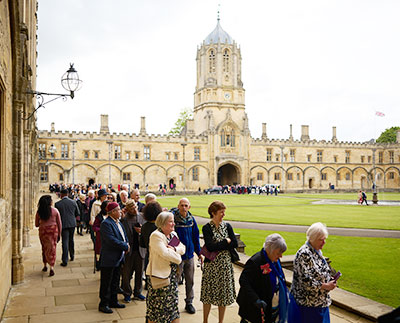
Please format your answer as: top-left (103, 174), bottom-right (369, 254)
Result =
top-left (169, 178), bottom-right (175, 190)
top-left (217, 164), bottom-right (239, 186)
top-left (88, 178), bottom-right (95, 186)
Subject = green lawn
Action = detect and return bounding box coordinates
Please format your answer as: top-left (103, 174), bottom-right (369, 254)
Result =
top-left (285, 192), bottom-right (400, 201)
top-left (232, 228), bottom-right (400, 308)
top-left (156, 194), bottom-right (400, 307)
top-left (158, 194), bottom-right (400, 230)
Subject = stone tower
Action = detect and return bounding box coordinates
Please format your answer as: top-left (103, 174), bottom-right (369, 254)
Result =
top-left (193, 18), bottom-right (246, 136)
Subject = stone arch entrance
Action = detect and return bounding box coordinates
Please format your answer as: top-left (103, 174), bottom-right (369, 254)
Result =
top-left (217, 163), bottom-right (239, 186)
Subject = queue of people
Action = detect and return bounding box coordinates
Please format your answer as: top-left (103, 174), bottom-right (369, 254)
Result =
top-left (35, 185), bottom-right (339, 323)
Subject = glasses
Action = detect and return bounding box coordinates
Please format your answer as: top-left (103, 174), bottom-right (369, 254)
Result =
top-left (107, 196), bottom-right (114, 200)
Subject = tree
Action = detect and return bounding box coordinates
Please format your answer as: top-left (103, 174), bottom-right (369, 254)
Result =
top-left (376, 126), bottom-right (400, 143)
top-left (169, 108), bottom-right (193, 135)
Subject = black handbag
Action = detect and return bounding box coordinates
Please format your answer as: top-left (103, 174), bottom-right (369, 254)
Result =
top-left (229, 248), bottom-right (240, 263)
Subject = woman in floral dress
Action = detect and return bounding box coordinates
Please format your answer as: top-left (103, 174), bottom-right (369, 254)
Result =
top-left (201, 201), bottom-right (238, 323)
top-left (146, 212), bottom-right (185, 323)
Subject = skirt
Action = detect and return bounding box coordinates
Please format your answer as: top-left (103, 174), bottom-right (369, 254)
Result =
top-left (39, 224), bottom-right (58, 266)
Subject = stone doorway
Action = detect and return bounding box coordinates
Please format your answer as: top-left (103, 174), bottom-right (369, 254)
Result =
top-left (169, 178), bottom-right (175, 190)
top-left (217, 164), bottom-right (239, 186)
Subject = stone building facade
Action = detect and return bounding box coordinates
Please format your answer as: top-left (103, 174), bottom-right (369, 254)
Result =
top-left (37, 20), bottom-right (400, 193)
top-left (0, 0), bottom-right (38, 313)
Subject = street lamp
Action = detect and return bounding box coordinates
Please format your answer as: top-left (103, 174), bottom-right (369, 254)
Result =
top-left (24, 64), bottom-right (82, 120)
top-left (107, 141), bottom-right (113, 187)
top-left (45, 144), bottom-right (57, 166)
top-left (70, 140), bottom-right (77, 184)
top-left (372, 148), bottom-right (378, 204)
top-left (280, 145), bottom-right (285, 192)
top-left (181, 143), bottom-right (187, 192)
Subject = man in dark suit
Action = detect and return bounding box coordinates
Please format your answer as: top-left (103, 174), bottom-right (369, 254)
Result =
top-left (98, 202), bottom-right (129, 314)
top-left (55, 188), bottom-right (80, 266)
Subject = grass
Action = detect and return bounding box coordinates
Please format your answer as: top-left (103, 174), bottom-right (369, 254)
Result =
top-left (158, 194), bottom-right (400, 230)
top-left (156, 193), bottom-right (400, 307)
top-left (232, 228), bottom-right (400, 308)
top-left (284, 192), bottom-right (400, 201)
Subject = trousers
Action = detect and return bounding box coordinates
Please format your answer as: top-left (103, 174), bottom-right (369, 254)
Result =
top-left (61, 227), bottom-right (75, 264)
top-left (179, 257), bottom-right (195, 304)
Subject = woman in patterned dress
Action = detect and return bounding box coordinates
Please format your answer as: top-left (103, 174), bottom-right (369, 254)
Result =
top-left (288, 222), bottom-right (337, 323)
top-left (201, 201), bottom-right (238, 323)
top-left (146, 212), bottom-right (185, 323)
top-left (35, 195), bottom-right (62, 277)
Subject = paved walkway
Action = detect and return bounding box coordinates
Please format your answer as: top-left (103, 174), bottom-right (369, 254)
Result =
top-left (2, 229), bottom-right (377, 323)
top-left (195, 217), bottom-right (400, 239)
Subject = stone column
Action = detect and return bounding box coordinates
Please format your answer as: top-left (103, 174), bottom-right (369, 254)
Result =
top-left (12, 100), bottom-right (25, 284)
top-left (289, 124), bottom-right (293, 141)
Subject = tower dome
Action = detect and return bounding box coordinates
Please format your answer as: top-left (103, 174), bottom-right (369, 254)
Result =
top-left (204, 19), bottom-right (233, 45)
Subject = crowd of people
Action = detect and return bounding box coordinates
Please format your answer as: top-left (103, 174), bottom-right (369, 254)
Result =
top-left (35, 183), bottom-right (339, 323)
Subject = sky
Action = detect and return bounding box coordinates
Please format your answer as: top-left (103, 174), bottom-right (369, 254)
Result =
top-left (36, 0), bottom-right (400, 142)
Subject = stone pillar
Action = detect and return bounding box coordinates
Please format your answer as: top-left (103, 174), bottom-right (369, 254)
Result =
top-left (301, 125), bottom-right (310, 141)
top-left (289, 124), bottom-right (293, 141)
top-left (261, 123), bottom-right (267, 139)
top-left (23, 130), bottom-right (30, 247)
top-left (140, 116), bottom-right (146, 135)
top-left (12, 100), bottom-right (25, 284)
top-left (100, 114), bottom-right (109, 133)
top-left (51, 122), bottom-right (55, 132)
top-left (397, 130), bottom-right (400, 143)
top-left (332, 126), bottom-right (337, 142)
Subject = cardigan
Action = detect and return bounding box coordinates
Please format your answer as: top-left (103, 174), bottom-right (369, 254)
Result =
top-left (146, 229), bottom-right (185, 279)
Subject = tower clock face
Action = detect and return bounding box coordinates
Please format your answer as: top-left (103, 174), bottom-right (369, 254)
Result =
top-left (224, 92), bottom-right (231, 100)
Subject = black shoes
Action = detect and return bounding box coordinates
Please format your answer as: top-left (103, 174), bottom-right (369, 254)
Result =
top-left (70, 256), bottom-right (74, 261)
top-left (109, 302), bottom-right (125, 309)
top-left (185, 303), bottom-right (196, 314)
top-left (60, 262), bottom-right (67, 267)
top-left (98, 305), bottom-right (113, 314)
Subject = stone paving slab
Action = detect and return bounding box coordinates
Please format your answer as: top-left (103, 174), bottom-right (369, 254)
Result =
top-left (1, 228), bottom-right (386, 323)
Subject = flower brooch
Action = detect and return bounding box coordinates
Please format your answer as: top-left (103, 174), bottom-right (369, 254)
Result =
top-left (260, 263), bottom-right (271, 274)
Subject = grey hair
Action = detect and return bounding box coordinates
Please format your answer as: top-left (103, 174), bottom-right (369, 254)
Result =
top-left (306, 222), bottom-right (328, 242)
top-left (145, 193), bottom-right (157, 203)
top-left (121, 184), bottom-right (129, 190)
top-left (155, 211), bottom-right (173, 229)
top-left (263, 233), bottom-right (287, 254)
top-left (120, 190), bottom-right (128, 197)
top-left (88, 190), bottom-right (95, 196)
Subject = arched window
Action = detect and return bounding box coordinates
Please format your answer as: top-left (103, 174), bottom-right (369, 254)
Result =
top-left (223, 49), bottom-right (230, 73)
top-left (209, 49), bottom-right (216, 73)
top-left (221, 128), bottom-right (235, 147)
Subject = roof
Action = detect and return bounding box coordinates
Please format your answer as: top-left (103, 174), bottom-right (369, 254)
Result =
top-left (204, 19), bottom-right (233, 45)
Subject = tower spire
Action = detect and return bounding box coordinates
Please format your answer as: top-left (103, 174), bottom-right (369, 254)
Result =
top-left (217, 3), bottom-right (220, 22)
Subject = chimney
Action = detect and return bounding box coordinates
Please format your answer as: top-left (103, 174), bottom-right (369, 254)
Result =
top-left (100, 114), bottom-right (109, 133)
top-left (186, 119), bottom-right (195, 135)
top-left (332, 126), bottom-right (337, 142)
top-left (261, 123), bottom-right (267, 139)
top-left (397, 130), bottom-right (400, 143)
top-left (300, 125), bottom-right (310, 141)
top-left (289, 124), bottom-right (293, 140)
top-left (51, 122), bottom-right (55, 132)
top-left (140, 116), bottom-right (146, 135)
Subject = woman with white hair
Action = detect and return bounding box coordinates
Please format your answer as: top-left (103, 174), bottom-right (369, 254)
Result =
top-left (146, 211), bottom-right (185, 323)
top-left (237, 233), bottom-right (289, 323)
top-left (288, 222), bottom-right (337, 323)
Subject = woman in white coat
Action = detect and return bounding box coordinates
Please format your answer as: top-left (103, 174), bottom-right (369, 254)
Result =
top-left (146, 211), bottom-right (185, 323)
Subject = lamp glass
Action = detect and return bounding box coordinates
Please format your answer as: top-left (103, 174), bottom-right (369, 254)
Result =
top-left (61, 64), bottom-right (82, 93)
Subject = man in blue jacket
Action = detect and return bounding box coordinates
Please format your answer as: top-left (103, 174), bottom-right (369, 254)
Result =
top-left (98, 202), bottom-right (129, 314)
top-left (171, 198), bottom-right (202, 314)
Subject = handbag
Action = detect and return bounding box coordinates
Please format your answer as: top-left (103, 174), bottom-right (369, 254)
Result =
top-left (150, 275), bottom-right (170, 289)
top-left (229, 248), bottom-right (240, 263)
top-left (200, 245), bottom-right (219, 261)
